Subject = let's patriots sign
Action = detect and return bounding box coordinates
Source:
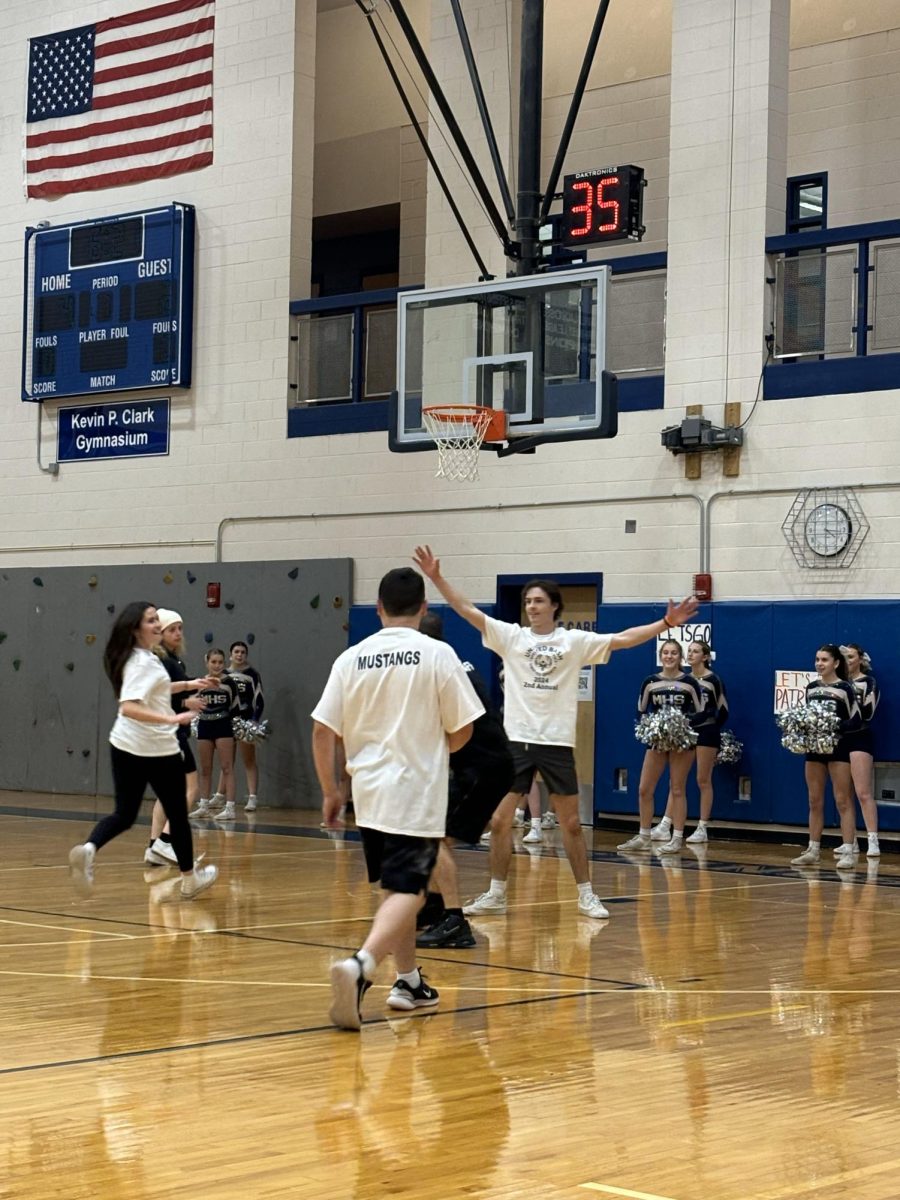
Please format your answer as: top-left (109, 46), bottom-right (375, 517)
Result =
top-left (25, 0), bottom-right (215, 199)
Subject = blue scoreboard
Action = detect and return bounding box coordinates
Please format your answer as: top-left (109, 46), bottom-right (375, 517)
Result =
top-left (22, 202), bottom-right (195, 402)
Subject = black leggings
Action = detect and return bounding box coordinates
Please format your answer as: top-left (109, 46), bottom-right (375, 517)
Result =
top-left (89, 747), bottom-right (194, 872)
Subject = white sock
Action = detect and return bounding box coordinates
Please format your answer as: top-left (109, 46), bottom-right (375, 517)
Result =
top-left (489, 879), bottom-right (507, 898)
top-left (658, 816), bottom-right (671, 828)
top-left (514, 808), bottom-right (525, 822)
top-left (696, 820), bottom-right (707, 831)
top-left (672, 830), bottom-right (684, 841)
top-left (639, 828), bottom-right (652, 838)
top-left (577, 881), bottom-right (594, 902)
top-left (809, 840), bottom-right (821, 850)
top-left (356, 949), bottom-right (376, 979)
top-left (530, 818), bottom-right (541, 830)
top-left (396, 967), bottom-right (420, 987)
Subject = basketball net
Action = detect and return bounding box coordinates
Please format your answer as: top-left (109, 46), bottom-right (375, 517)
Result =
top-left (422, 405), bottom-right (494, 482)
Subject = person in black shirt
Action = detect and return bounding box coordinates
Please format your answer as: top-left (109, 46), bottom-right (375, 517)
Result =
top-left (843, 642), bottom-right (881, 860)
top-left (618, 640), bottom-right (704, 856)
top-left (191, 648), bottom-right (241, 821)
top-left (791, 644), bottom-right (861, 868)
top-left (212, 641), bottom-right (265, 813)
top-left (416, 612), bottom-right (514, 948)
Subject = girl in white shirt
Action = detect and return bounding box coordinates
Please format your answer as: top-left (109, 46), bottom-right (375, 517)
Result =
top-left (68, 602), bottom-right (218, 899)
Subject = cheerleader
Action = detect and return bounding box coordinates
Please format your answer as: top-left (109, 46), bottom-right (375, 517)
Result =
top-left (212, 640), bottom-right (265, 813)
top-left (191, 648), bottom-right (241, 820)
top-left (842, 642), bottom-right (880, 859)
top-left (618, 640), bottom-right (704, 855)
top-left (685, 641), bottom-right (728, 844)
top-left (791, 644), bottom-right (861, 868)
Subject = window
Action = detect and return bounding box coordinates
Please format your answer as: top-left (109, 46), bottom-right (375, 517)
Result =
top-left (786, 174), bottom-right (827, 234)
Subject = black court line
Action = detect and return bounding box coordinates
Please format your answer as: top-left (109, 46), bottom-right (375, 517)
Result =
top-left (0, 988), bottom-right (625, 1077)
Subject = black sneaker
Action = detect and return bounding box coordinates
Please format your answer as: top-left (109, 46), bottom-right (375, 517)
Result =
top-left (386, 974), bottom-right (440, 1012)
top-left (329, 953), bottom-right (372, 1031)
top-left (416, 913), bottom-right (476, 949)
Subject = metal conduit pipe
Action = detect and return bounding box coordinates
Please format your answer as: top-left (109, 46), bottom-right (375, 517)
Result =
top-left (0, 539), bottom-right (216, 557)
top-left (216, 492), bottom-right (705, 572)
top-left (704, 481), bottom-right (900, 573)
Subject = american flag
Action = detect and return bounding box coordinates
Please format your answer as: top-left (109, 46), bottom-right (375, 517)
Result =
top-left (25, 0), bottom-right (214, 199)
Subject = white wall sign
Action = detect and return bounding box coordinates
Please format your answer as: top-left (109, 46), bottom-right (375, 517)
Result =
top-left (656, 622), bottom-right (713, 665)
top-left (774, 670), bottom-right (818, 714)
top-left (577, 666), bottom-right (594, 702)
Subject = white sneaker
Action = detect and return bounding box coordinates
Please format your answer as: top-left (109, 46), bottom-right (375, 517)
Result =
top-left (832, 842), bottom-right (858, 858)
top-left (463, 890), bottom-right (507, 916)
top-left (513, 808), bottom-right (525, 827)
top-left (144, 838), bottom-right (178, 867)
top-left (209, 793), bottom-right (226, 810)
top-left (540, 812), bottom-right (558, 829)
top-left (522, 827), bottom-right (543, 844)
top-left (835, 849), bottom-right (857, 870)
top-left (68, 843), bottom-right (96, 894)
top-left (190, 798), bottom-right (211, 818)
top-left (867, 835), bottom-right (880, 858)
top-left (244, 795), bottom-right (257, 813)
top-left (181, 863), bottom-right (218, 899)
top-left (618, 833), bottom-right (652, 851)
top-left (791, 846), bottom-right (820, 866)
top-left (686, 827), bottom-right (707, 844)
top-left (656, 837), bottom-right (684, 856)
top-left (650, 822), bottom-right (672, 841)
top-left (214, 802), bottom-right (236, 821)
top-left (578, 894), bottom-right (610, 920)
top-left (480, 829), bottom-right (491, 842)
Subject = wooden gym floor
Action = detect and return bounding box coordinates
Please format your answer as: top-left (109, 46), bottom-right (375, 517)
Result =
top-left (2, 793), bottom-right (900, 1200)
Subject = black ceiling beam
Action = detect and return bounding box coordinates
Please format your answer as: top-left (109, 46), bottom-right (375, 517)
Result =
top-left (539, 0), bottom-right (612, 226)
top-left (354, 2), bottom-right (491, 279)
top-left (448, 0), bottom-right (516, 227)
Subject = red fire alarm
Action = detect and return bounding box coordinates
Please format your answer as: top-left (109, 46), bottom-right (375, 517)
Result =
top-left (693, 573), bottom-right (713, 601)
top-left (206, 582), bottom-right (221, 608)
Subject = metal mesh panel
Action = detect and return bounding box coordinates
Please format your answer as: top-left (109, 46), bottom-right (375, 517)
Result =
top-left (295, 312), bottom-right (354, 403)
top-left (870, 241), bottom-right (900, 353)
top-left (363, 307), bottom-right (397, 398)
top-left (607, 271), bottom-right (665, 374)
top-left (773, 248), bottom-right (856, 358)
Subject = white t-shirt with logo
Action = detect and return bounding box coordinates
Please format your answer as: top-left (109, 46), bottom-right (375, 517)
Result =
top-left (311, 626), bottom-right (484, 838)
top-left (109, 648), bottom-right (181, 756)
top-left (483, 615), bottom-right (613, 747)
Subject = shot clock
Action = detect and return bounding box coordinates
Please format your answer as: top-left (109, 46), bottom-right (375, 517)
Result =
top-left (561, 165), bottom-right (645, 246)
top-left (22, 202), bottom-right (195, 402)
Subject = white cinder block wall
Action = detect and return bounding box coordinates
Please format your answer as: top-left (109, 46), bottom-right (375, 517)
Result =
top-left (2, 0), bottom-right (900, 607)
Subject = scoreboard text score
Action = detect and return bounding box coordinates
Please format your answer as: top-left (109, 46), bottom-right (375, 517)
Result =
top-left (561, 165), bottom-right (645, 246)
top-left (22, 203), bottom-right (195, 402)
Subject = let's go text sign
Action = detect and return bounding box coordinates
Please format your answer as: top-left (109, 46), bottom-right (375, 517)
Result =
top-left (57, 398), bottom-right (170, 463)
top-left (774, 670), bottom-right (818, 714)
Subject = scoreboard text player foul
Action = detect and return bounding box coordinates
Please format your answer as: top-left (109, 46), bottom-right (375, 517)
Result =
top-left (22, 202), bottom-right (195, 402)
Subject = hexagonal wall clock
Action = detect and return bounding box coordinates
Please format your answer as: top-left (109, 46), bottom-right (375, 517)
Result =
top-left (782, 487), bottom-right (869, 569)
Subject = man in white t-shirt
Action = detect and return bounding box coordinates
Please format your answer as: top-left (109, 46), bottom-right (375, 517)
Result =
top-left (412, 545), bottom-right (698, 920)
top-left (312, 566), bottom-right (484, 1031)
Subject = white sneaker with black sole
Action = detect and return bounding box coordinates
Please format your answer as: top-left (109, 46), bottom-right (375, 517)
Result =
top-left (386, 974), bottom-right (439, 1012)
top-left (144, 838), bottom-right (178, 867)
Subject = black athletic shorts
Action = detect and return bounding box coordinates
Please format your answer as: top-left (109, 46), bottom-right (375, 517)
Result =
top-left (510, 741), bottom-right (578, 797)
top-left (695, 725), bottom-right (721, 750)
top-left (196, 717), bottom-right (234, 741)
top-left (447, 755), bottom-right (515, 844)
top-left (359, 829), bottom-right (440, 895)
top-left (180, 739), bottom-right (197, 774)
top-left (841, 728), bottom-right (874, 756)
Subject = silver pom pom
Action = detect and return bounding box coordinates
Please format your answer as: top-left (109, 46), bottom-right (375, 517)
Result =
top-left (776, 701), bottom-right (841, 755)
top-left (716, 730), bottom-right (743, 765)
top-left (233, 718), bottom-right (271, 744)
top-left (635, 708), bottom-right (699, 752)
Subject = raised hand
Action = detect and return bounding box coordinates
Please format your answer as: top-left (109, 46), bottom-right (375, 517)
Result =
top-left (666, 595), bottom-right (700, 628)
top-left (412, 544), bottom-right (440, 581)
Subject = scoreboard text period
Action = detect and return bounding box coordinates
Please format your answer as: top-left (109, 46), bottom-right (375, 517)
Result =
top-left (22, 203), bottom-right (195, 402)
top-left (561, 166), bottom-right (645, 246)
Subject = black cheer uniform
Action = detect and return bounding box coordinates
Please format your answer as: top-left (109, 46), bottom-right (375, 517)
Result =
top-left (229, 665), bottom-right (264, 722)
top-left (691, 670), bottom-right (729, 750)
top-left (195, 675), bottom-right (240, 740)
top-left (843, 673), bottom-right (879, 756)
top-left (637, 671), bottom-right (705, 733)
top-left (804, 678), bottom-right (861, 764)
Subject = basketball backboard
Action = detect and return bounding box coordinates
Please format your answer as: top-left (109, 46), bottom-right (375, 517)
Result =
top-left (389, 265), bottom-right (616, 456)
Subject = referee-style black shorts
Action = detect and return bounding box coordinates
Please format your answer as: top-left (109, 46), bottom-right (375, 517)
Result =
top-left (510, 741), bottom-right (579, 797)
top-left (446, 756), bottom-right (515, 844)
top-left (359, 829), bottom-right (440, 895)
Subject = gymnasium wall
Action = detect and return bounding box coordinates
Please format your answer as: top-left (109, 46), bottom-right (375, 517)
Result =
top-left (0, 559), bottom-right (352, 802)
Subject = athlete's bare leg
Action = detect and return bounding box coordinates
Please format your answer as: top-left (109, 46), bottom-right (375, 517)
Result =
top-left (487, 792), bottom-right (519, 882)
top-left (552, 793), bottom-right (589, 885)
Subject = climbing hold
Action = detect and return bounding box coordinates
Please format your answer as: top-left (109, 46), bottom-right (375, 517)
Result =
top-left (0, 633), bottom-right (6, 645)
top-left (33, 577), bottom-right (44, 587)
top-left (246, 633), bottom-right (255, 645)
top-left (204, 631), bottom-right (213, 643)
top-left (310, 594), bottom-right (320, 609)
top-left (13, 659), bottom-right (21, 671)
top-left (287, 567), bottom-right (299, 580)
top-left (88, 575), bottom-right (98, 588)
top-left (85, 634), bottom-right (96, 645)
top-left (163, 571), bottom-right (174, 585)
top-left (187, 570), bottom-right (197, 584)
top-left (65, 662), bottom-right (74, 672)
top-left (332, 596), bottom-right (343, 609)
top-left (82, 749), bottom-right (91, 758)
top-left (107, 604), bottom-right (116, 614)
top-left (225, 602), bottom-right (234, 611)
